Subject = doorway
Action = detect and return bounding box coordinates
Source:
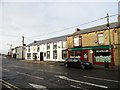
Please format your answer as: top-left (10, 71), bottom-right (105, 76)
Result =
top-left (40, 52), bottom-right (43, 61)
top-left (82, 50), bottom-right (88, 62)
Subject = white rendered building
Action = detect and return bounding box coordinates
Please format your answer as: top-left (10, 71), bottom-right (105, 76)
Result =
top-left (25, 35), bottom-right (69, 61)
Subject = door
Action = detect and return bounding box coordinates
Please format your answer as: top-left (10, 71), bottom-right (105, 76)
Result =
top-left (40, 52), bottom-right (43, 61)
top-left (82, 50), bottom-right (88, 62)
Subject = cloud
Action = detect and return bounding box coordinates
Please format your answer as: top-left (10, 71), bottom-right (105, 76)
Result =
top-left (1, 1), bottom-right (118, 53)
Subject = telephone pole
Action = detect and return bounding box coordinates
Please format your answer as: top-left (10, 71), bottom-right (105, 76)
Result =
top-left (22, 36), bottom-right (24, 60)
top-left (106, 13), bottom-right (112, 66)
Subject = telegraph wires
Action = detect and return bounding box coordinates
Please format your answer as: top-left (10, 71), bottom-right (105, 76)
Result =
top-left (28, 14), bottom-right (118, 38)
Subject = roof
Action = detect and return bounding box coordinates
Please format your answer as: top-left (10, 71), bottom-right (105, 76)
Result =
top-left (27, 22), bottom-right (120, 46)
top-left (71, 22), bottom-right (120, 36)
top-left (27, 34), bottom-right (71, 46)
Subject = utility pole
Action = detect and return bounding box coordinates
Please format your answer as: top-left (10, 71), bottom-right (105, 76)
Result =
top-left (22, 36), bottom-right (24, 60)
top-left (106, 13), bottom-right (112, 67)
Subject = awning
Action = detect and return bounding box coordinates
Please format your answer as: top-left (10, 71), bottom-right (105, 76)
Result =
top-left (70, 45), bottom-right (113, 51)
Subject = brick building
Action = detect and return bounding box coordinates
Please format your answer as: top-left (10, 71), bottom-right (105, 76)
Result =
top-left (66, 22), bottom-right (120, 68)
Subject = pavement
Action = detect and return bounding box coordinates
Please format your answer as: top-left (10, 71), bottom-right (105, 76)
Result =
top-left (20, 59), bottom-right (120, 71)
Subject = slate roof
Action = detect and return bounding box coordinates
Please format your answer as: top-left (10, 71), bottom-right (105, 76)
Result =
top-left (27, 34), bottom-right (71, 46)
top-left (71, 22), bottom-right (120, 36)
top-left (27, 22), bottom-right (120, 46)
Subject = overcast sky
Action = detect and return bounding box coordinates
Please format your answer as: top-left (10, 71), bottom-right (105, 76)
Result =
top-left (0, 0), bottom-right (119, 54)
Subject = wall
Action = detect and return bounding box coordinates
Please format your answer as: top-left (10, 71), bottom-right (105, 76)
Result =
top-left (81, 29), bottom-right (119, 47)
top-left (67, 36), bottom-right (73, 48)
top-left (25, 40), bottom-right (67, 61)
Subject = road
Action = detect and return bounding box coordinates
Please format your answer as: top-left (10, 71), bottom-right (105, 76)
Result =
top-left (1, 56), bottom-right (120, 90)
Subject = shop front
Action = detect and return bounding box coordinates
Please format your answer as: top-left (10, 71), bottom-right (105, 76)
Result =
top-left (67, 45), bottom-right (114, 66)
top-left (68, 50), bottom-right (88, 62)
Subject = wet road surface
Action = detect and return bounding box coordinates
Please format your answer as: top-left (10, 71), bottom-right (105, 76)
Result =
top-left (1, 57), bottom-right (120, 90)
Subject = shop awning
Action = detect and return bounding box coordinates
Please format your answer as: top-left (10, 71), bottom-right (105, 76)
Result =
top-left (70, 45), bottom-right (113, 51)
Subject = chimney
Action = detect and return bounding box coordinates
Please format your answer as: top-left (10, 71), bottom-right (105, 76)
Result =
top-left (76, 28), bottom-right (80, 32)
top-left (34, 41), bottom-right (37, 43)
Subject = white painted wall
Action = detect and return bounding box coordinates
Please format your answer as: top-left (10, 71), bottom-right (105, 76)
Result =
top-left (25, 40), bottom-right (67, 61)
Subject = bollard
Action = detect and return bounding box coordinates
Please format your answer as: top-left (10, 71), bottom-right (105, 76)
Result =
top-left (104, 61), bottom-right (109, 70)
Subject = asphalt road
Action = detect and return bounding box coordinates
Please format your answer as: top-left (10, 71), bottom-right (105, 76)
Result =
top-left (1, 56), bottom-right (120, 90)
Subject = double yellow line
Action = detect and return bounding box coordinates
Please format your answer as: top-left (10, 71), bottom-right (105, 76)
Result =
top-left (0, 79), bottom-right (22, 90)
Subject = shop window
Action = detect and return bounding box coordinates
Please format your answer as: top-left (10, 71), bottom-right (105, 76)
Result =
top-left (53, 50), bottom-right (57, 59)
top-left (62, 50), bottom-right (67, 59)
top-left (75, 51), bottom-right (81, 58)
top-left (98, 34), bottom-right (104, 45)
top-left (47, 51), bottom-right (50, 59)
top-left (70, 51), bottom-right (75, 58)
top-left (94, 49), bottom-right (111, 63)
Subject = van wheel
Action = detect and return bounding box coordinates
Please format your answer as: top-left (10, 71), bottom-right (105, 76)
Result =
top-left (65, 63), bottom-right (68, 68)
top-left (81, 65), bottom-right (85, 69)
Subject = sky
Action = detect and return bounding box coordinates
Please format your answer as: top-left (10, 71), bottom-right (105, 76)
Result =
top-left (0, 0), bottom-right (119, 54)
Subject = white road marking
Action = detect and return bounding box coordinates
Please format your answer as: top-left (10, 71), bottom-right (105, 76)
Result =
top-left (13, 66), bottom-right (27, 69)
top-left (0, 79), bottom-right (22, 90)
top-left (49, 65), bottom-right (54, 66)
top-left (37, 69), bottom-right (67, 75)
top-left (55, 75), bottom-right (108, 89)
top-left (16, 72), bottom-right (44, 80)
top-left (3, 69), bottom-right (10, 72)
top-left (14, 65), bottom-right (67, 75)
top-left (70, 85), bottom-right (88, 90)
top-left (84, 76), bottom-right (120, 83)
top-left (29, 83), bottom-right (47, 90)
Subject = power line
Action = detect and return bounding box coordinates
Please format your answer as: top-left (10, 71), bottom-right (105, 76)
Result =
top-left (28, 14), bottom-right (118, 38)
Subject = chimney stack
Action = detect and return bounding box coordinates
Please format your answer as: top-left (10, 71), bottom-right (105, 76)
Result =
top-left (76, 28), bottom-right (80, 32)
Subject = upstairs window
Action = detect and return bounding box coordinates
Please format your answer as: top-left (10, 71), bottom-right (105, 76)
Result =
top-left (73, 36), bottom-right (82, 47)
top-left (53, 42), bottom-right (57, 49)
top-left (98, 34), bottom-right (104, 45)
top-left (28, 47), bottom-right (30, 52)
top-left (37, 46), bottom-right (40, 52)
top-left (62, 41), bottom-right (66, 48)
top-left (47, 43), bottom-right (50, 50)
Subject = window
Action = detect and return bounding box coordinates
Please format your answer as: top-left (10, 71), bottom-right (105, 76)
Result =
top-left (73, 36), bottom-right (82, 47)
top-left (37, 46), bottom-right (40, 52)
top-left (98, 34), bottom-right (104, 45)
top-left (53, 50), bottom-right (57, 59)
top-left (44, 52), bottom-right (46, 57)
top-left (62, 50), bottom-right (67, 59)
top-left (53, 42), bottom-right (57, 49)
top-left (94, 49), bottom-right (111, 63)
top-left (47, 43), bottom-right (50, 50)
top-left (33, 53), bottom-right (37, 59)
top-left (27, 53), bottom-right (31, 59)
top-left (62, 41), bottom-right (66, 48)
top-left (28, 47), bottom-right (30, 52)
top-left (47, 51), bottom-right (50, 59)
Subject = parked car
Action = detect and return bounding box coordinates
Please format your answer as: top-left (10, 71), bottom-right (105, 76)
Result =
top-left (64, 58), bottom-right (93, 69)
